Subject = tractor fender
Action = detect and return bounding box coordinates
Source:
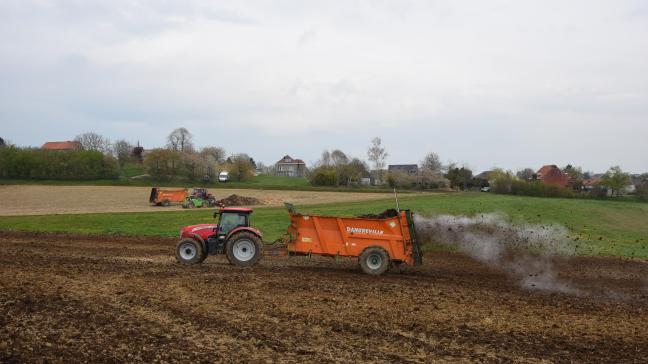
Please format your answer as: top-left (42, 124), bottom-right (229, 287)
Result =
top-left (226, 226), bottom-right (263, 241)
top-left (188, 233), bottom-right (207, 254)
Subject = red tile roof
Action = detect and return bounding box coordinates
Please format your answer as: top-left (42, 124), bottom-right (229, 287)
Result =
top-left (275, 155), bottom-right (305, 165)
top-left (536, 165), bottom-right (569, 187)
top-left (42, 141), bottom-right (80, 150)
top-left (582, 177), bottom-right (602, 187)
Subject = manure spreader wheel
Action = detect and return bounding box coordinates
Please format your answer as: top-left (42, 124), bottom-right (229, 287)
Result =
top-left (359, 247), bottom-right (390, 275)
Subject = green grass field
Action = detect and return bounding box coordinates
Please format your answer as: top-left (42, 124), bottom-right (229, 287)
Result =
top-left (118, 163), bottom-right (311, 188)
top-left (120, 162), bottom-right (147, 178)
top-left (1, 193), bottom-right (646, 259)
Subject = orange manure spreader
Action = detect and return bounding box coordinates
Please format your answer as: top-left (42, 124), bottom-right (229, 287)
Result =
top-left (175, 203), bottom-right (423, 275)
top-left (149, 187), bottom-right (188, 206)
top-left (285, 204), bottom-right (422, 274)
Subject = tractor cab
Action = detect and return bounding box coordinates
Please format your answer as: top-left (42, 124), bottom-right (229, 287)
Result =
top-left (191, 188), bottom-right (209, 199)
top-left (213, 207), bottom-right (253, 236)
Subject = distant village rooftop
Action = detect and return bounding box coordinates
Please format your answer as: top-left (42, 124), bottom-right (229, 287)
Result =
top-left (388, 164), bottom-right (419, 175)
top-left (41, 141), bottom-right (80, 151)
top-left (275, 155), bottom-right (306, 177)
top-left (536, 164), bottom-right (569, 187)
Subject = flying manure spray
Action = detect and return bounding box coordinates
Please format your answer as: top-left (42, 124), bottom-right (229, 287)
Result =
top-left (415, 213), bottom-right (580, 294)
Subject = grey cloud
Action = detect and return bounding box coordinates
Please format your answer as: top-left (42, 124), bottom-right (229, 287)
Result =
top-left (1, 1), bottom-right (647, 172)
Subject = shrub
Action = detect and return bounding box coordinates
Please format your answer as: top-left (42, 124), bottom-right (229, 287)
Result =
top-left (143, 149), bottom-right (183, 180)
top-left (309, 167), bottom-right (339, 186)
top-left (635, 183), bottom-right (648, 202)
top-left (588, 185), bottom-right (609, 199)
top-left (509, 180), bottom-right (574, 198)
top-left (417, 169), bottom-right (450, 190)
top-left (491, 175), bottom-right (514, 194)
top-left (387, 171), bottom-right (417, 189)
top-left (0, 147), bottom-right (119, 180)
top-left (227, 154), bottom-right (254, 182)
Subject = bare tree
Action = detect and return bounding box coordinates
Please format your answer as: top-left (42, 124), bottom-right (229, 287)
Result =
top-left (167, 127), bottom-right (194, 153)
top-left (367, 137), bottom-right (388, 170)
top-left (74, 132), bottom-right (110, 153)
top-left (228, 153), bottom-right (254, 181)
top-left (196, 151), bottom-right (219, 180)
top-left (562, 164), bottom-right (584, 189)
top-left (200, 146), bottom-right (226, 163)
top-left (319, 150), bottom-right (332, 167)
top-left (516, 168), bottom-right (535, 180)
top-left (330, 149), bottom-right (349, 166)
top-left (421, 152), bottom-right (443, 172)
top-left (256, 161), bottom-right (269, 174)
top-left (112, 139), bottom-right (133, 167)
top-left (143, 148), bottom-right (183, 180)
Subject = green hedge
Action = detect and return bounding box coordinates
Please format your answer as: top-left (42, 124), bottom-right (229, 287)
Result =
top-left (510, 180), bottom-right (575, 198)
top-left (0, 147), bottom-right (119, 180)
top-left (491, 175), bottom-right (575, 198)
top-left (309, 167), bottom-right (339, 186)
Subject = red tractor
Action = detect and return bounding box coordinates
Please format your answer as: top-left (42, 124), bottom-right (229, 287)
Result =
top-left (175, 207), bottom-right (263, 266)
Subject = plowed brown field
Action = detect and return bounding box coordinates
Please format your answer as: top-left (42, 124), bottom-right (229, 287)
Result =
top-left (1, 231), bottom-right (647, 363)
top-left (0, 185), bottom-right (396, 216)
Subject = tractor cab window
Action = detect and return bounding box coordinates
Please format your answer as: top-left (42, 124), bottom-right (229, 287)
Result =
top-left (218, 212), bottom-right (247, 235)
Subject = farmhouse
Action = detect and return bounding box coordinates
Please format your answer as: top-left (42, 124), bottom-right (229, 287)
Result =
top-left (536, 165), bottom-right (569, 187)
top-left (582, 176), bottom-right (602, 190)
top-left (474, 171), bottom-right (492, 180)
top-left (41, 141), bottom-right (80, 151)
top-left (388, 164), bottom-right (419, 175)
top-left (275, 155), bottom-right (306, 177)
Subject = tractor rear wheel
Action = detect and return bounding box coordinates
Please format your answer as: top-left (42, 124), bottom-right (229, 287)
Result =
top-left (359, 247), bottom-right (390, 275)
top-left (163, 199), bottom-right (171, 207)
top-left (175, 238), bottom-right (205, 264)
top-left (226, 232), bottom-right (262, 267)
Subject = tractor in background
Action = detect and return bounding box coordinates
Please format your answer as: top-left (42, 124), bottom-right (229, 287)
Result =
top-left (150, 188), bottom-right (187, 206)
top-left (182, 188), bottom-right (217, 208)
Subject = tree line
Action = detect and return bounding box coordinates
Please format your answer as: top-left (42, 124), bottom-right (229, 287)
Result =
top-left (0, 128), bottom-right (258, 182)
top-left (142, 128), bottom-right (256, 182)
top-left (73, 128), bottom-right (260, 182)
top-left (0, 147), bottom-right (119, 180)
top-left (2, 131), bottom-right (646, 199)
top-left (490, 165), bottom-right (648, 201)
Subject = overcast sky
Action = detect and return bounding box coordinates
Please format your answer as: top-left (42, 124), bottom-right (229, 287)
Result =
top-left (1, 1), bottom-right (647, 173)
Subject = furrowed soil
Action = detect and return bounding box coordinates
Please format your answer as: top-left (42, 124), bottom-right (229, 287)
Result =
top-left (1, 232), bottom-right (647, 363)
top-left (0, 185), bottom-right (395, 216)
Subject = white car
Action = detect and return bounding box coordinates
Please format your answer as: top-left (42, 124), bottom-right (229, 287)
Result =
top-left (480, 186), bottom-right (490, 192)
top-left (218, 171), bottom-right (229, 182)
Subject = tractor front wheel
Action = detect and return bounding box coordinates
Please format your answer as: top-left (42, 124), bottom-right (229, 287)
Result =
top-left (359, 247), bottom-right (390, 275)
top-left (175, 238), bottom-right (205, 264)
top-left (226, 232), bottom-right (262, 267)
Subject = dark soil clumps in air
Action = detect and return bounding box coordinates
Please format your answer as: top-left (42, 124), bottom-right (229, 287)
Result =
top-left (216, 194), bottom-right (262, 207)
top-left (357, 209), bottom-right (399, 219)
